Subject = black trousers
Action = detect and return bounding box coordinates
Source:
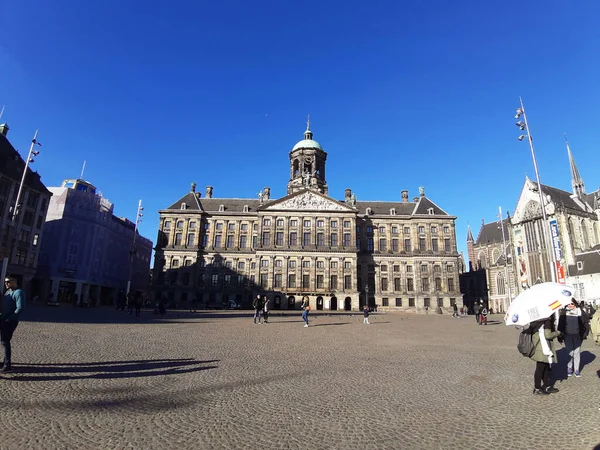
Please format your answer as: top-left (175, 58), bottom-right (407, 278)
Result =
top-left (534, 361), bottom-right (551, 389)
top-left (0, 320), bottom-right (19, 367)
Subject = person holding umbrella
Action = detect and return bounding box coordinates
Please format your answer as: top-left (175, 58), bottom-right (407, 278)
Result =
top-left (529, 317), bottom-right (562, 395)
top-left (504, 282), bottom-right (576, 395)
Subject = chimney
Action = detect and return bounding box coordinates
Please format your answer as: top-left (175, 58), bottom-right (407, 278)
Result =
top-left (190, 182), bottom-right (196, 193)
top-left (206, 186), bottom-right (213, 198)
top-left (0, 123), bottom-right (8, 137)
top-left (413, 197), bottom-right (419, 202)
top-left (345, 188), bottom-right (352, 202)
top-left (263, 187), bottom-right (270, 201)
top-left (401, 190), bottom-right (409, 203)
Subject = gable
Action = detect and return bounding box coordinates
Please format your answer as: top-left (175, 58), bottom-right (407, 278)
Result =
top-left (264, 189), bottom-right (353, 211)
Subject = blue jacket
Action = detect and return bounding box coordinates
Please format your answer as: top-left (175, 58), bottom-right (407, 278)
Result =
top-left (1, 288), bottom-right (24, 322)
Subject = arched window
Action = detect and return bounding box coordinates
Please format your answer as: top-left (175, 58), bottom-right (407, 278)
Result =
top-left (176, 220), bottom-right (184, 229)
top-left (594, 221), bottom-right (600, 246)
top-left (477, 251), bottom-right (487, 269)
top-left (293, 160), bottom-right (300, 176)
top-left (581, 219), bottom-right (590, 250)
top-left (568, 217), bottom-right (578, 251)
top-left (492, 248), bottom-right (500, 265)
top-left (496, 273), bottom-right (506, 295)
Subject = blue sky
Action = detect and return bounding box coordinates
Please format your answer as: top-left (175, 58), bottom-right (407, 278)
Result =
top-left (1, 1), bottom-right (599, 260)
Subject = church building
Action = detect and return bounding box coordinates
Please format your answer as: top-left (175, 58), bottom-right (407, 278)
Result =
top-left (152, 120), bottom-right (461, 312)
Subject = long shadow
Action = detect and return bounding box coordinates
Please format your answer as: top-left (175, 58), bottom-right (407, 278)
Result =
top-left (16, 358), bottom-right (196, 367)
top-left (3, 358), bottom-right (219, 382)
top-left (310, 323), bottom-right (350, 327)
top-left (554, 348), bottom-right (596, 382)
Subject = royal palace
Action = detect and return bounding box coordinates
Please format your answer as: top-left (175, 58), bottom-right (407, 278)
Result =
top-left (152, 122), bottom-right (462, 312)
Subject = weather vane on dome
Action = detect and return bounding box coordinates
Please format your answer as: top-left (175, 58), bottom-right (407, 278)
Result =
top-left (306, 114), bottom-right (311, 132)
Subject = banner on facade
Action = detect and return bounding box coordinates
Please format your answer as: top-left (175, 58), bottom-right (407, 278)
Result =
top-left (549, 219), bottom-right (563, 261)
top-left (556, 261), bottom-right (566, 285)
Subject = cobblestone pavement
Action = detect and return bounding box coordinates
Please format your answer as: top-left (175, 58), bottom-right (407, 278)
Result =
top-left (1, 307), bottom-right (599, 450)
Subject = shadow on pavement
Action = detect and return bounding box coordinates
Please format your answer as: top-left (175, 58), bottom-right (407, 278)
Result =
top-left (554, 348), bottom-right (596, 382)
top-left (310, 323), bottom-right (350, 327)
top-left (4, 358), bottom-right (219, 382)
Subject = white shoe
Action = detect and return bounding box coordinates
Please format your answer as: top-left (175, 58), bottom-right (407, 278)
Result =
top-left (304, 324), bottom-right (309, 327)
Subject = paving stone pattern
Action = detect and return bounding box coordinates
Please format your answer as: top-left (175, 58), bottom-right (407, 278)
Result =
top-left (1, 307), bottom-right (599, 450)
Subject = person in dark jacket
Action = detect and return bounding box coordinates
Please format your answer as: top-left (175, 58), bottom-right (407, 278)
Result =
top-left (529, 317), bottom-right (561, 395)
top-left (473, 301), bottom-right (481, 324)
top-left (557, 298), bottom-right (589, 377)
top-left (1, 277), bottom-right (25, 372)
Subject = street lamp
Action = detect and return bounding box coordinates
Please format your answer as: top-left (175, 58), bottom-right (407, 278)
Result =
top-left (515, 98), bottom-right (557, 282)
top-left (497, 206), bottom-right (513, 311)
top-left (364, 284), bottom-right (369, 310)
top-left (0, 131), bottom-right (42, 284)
top-left (126, 199), bottom-right (144, 296)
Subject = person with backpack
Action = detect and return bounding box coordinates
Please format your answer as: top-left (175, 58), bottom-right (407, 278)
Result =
top-left (479, 303), bottom-right (489, 325)
top-left (528, 317), bottom-right (562, 395)
top-left (557, 298), bottom-right (589, 377)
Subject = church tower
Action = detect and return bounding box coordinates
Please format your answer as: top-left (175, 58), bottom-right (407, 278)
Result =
top-left (287, 115), bottom-right (328, 195)
top-left (566, 135), bottom-right (586, 198)
top-left (466, 225), bottom-right (475, 271)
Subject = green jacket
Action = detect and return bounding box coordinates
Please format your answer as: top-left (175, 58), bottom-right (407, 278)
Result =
top-left (529, 327), bottom-right (561, 363)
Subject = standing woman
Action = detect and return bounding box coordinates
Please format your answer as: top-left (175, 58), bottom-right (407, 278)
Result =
top-left (263, 296), bottom-right (270, 324)
top-left (529, 317), bottom-right (562, 395)
top-left (558, 298), bottom-right (589, 377)
top-left (301, 296), bottom-right (310, 327)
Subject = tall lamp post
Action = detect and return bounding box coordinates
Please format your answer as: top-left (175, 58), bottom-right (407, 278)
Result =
top-left (126, 199), bottom-right (144, 296)
top-left (0, 131), bottom-right (42, 284)
top-left (364, 284), bottom-right (369, 310)
top-left (515, 98), bottom-right (557, 282)
top-left (498, 206), bottom-right (513, 311)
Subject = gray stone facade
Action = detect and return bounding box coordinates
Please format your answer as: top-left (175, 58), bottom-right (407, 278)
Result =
top-left (152, 123), bottom-right (461, 312)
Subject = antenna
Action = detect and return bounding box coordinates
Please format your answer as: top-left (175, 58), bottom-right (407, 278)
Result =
top-left (0, 105), bottom-right (5, 121)
top-left (80, 161), bottom-right (86, 180)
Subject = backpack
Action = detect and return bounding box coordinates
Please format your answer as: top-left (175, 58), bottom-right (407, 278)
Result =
top-left (517, 327), bottom-right (536, 357)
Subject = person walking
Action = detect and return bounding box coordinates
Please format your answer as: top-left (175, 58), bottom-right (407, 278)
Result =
top-left (529, 317), bottom-right (561, 395)
top-left (301, 296), bottom-right (310, 327)
top-left (135, 294), bottom-right (142, 317)
top-left (1, 277), bottom-right (25, 372)
top-left (452, 303), bottom-right (459, 318)
top-left (473, 301), bottom-right (481, 324)
top-left (479, 303), bottom-right (489, 325)
top-left (363, 304), bottom-right (370, 324)
top-left (190, 296), bottom-right (197, 313)
top-left (253, 295), bottom-right (263, 324)
top-left (263, 297), bottom-right (270, 324)
top-left (558, 298), bottom-right (589, 377)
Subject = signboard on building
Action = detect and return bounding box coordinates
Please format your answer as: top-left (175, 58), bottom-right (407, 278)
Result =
top-left (549, 219), bottom-right (563, 261)
top-left (556, 261), bottom-right (565, 285)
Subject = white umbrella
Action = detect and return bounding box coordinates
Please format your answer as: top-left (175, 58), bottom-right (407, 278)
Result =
top-left (504, 282), bottom-right (575, 327)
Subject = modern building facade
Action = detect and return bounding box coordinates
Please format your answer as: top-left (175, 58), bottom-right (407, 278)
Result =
top-left (35, 178), bottom-right (153, 305)
top-left (0, 123), bottom-right (52, 295)
top-left (152, 122), bottom-right (462, 312)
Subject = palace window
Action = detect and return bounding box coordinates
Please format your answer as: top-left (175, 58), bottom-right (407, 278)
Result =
top-left (289, 232), bottom-right (297, 246)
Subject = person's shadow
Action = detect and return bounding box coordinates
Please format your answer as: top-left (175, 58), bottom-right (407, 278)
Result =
top-left (554, 347), bottom-right (596, 382)
top-left (2, 358), bottom-right (219, 382)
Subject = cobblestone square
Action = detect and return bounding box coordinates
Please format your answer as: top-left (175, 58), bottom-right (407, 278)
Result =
top-left (2, 307), bottom-right (599, 449)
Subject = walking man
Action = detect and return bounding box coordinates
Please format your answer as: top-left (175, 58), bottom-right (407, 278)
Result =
top-left (253, 295), bottom-right (263, 324)
top-left (363, 304), bottom-right (370, 324)
top-left (1, 277), bottom-right (24, 372)
top-left (452, 302), bottom-right (459, 318)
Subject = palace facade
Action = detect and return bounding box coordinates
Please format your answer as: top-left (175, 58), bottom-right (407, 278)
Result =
top-left (152, 122), bottom-right (461, 312)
